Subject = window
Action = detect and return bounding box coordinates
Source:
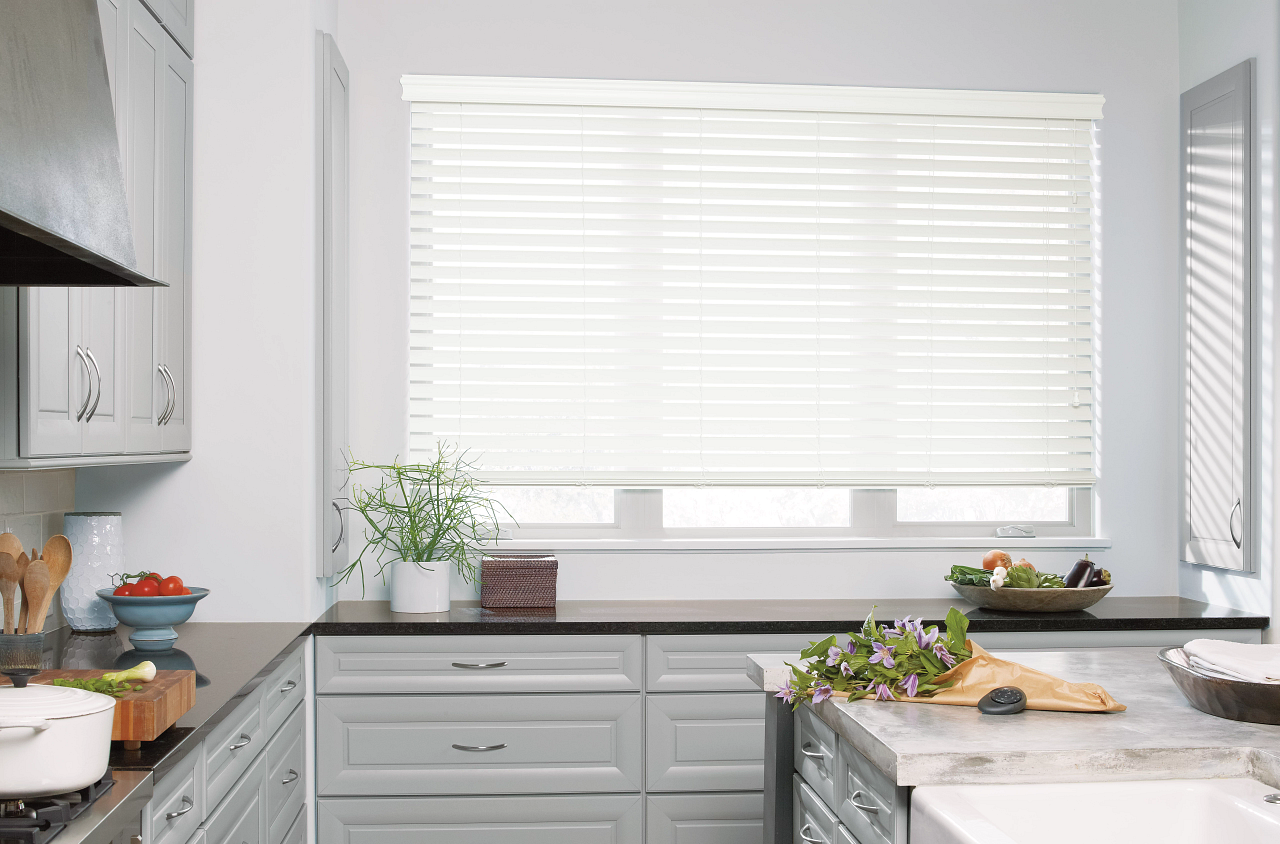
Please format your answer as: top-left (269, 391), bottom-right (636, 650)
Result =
top-left (405, 77), bottom-right (1102, 537)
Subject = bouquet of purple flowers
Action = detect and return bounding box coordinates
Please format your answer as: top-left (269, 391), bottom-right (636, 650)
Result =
top-left (777, 608), bottom-right (973, 710)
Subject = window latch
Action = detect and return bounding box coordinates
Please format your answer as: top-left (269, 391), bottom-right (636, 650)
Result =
top-left (995, 524), bottom-right (1035, 538)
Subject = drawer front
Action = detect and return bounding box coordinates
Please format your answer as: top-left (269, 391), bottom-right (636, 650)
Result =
top-left (646, 693), bottom-right (764, 792)
top-left (205, 690), bottom-right (264, 812)
top-left (837, 739), bottom-right (897, 844)
top-left (836, 824), bottom-right (857, 844)
top-left (265, 705), bottom-right (305, 844)
top-left (316, 635), bottom-right (643, 694)
top-left (794, 705), bottom-right (838, 809)
top-left (646, 634), bottom-right (829, 692)
top-left (646, 793), bottom-right (764, 844)
top-left (149, 744), bottom-right (204, 844)
top-left (262, 647), bottom-right (306, 738)
top-left (317, 693), bottom-right (643, 795)
top-left (204, 754), bottom-right (266, 844)
top-left (280, 804), bottom-right (305, 844)
top-left (794, 775), bottom-right (839, 844)
top-left (184, 833), bottom-right (205, 844)
top-left (318, 795), bottom-right (643, 844)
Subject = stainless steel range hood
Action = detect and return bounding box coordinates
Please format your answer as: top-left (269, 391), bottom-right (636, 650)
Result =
top-left (0, 0), bottom-right (164, 287)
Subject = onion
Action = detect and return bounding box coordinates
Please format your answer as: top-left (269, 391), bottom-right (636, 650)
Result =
top-left (982, 549), bottom-right (1013, 571)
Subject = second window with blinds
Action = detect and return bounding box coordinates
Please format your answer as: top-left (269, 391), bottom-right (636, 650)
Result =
top-left (403, 77), bottom-right (1101, 540)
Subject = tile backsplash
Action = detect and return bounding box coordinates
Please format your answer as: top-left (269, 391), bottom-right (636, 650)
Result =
top-left (0, 469), bottom-right (75, 630)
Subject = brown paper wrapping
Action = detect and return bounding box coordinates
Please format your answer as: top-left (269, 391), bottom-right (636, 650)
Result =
top-left (831, 642), bottom-right (1126, 712)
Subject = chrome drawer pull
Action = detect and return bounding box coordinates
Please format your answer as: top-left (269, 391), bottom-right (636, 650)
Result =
top-left (452, 743), bottom-right (507, 752)
top-left (451, 661), bottom-right (507, 670)
top-left (229, 733), bottom-right (252, 751)
top-left (165, 796), bottom-right (193, 820)
top-left (798, 823), bottom-right (824, 843)
top-left (280, 680), bottom-right (297, 693)
top-left (281, 769), bottom-right (299, 785)
top-left (800, 742), bottom-right (825, 759)
top-left (850, 790), bottom-right (880, 814)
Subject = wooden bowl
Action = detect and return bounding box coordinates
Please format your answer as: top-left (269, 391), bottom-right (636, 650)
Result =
top-left (1158, 647), bottom-right (1280, 726)
top-left (949, 582), bottom-right (1112, 612)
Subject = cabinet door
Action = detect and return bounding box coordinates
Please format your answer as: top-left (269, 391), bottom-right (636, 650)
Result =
top-left (1181, 60), bottom-right (1253, 571)
top-left (158, 34), bottom-right (192, 452)
top-left (157, 0), bottom-right (193, 58)
top-left (81, 289), bottom-right (127, 453)
top-left (205, 754), bottom-right (267, 844)
top-left (19, 289), bottom-right (84, 457)
top-left (123, 0), bottom-right (166, 453)
top-left (646, 794), bottom-right (764, 844)
top-left (317, 34), bottom-right (350, 577)
top-left (646, 693), bottom-right (765, 792)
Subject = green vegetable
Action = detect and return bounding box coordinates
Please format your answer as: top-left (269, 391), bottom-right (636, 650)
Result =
top-left (102, 661), bottom-right (157, 684)
top-left (944, 565), bottom-right (992, 587)
top-left (1002, 566), bottom-right (1039, 588)
top-left (51, 677), bottom-right (141, 698)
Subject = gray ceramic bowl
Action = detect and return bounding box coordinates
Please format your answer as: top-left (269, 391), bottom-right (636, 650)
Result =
top-left (96, 587), bottom-right (209, 651)
top-left (1158, 647), bottom-right (1280, 726)
top-left (950, 582), bottom-right (1112, 612)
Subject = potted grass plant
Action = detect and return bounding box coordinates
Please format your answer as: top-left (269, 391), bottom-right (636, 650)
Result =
top-left (335, 444), bottom-right (507, 613)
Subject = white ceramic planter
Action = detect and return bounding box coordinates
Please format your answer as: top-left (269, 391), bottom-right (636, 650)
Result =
top-left (0, 683), bottom-right (115, 798)
top-left (389, 560), bottom-right (450, 614)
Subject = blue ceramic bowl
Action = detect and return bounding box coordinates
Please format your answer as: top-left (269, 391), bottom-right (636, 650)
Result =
top-left (96, 587), bottom-right (209, 651)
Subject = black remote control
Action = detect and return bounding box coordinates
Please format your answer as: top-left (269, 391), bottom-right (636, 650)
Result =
top-left (977, 686), bottom-right (1027, 714)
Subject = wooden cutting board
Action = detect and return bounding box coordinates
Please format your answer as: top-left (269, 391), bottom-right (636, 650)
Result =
top-left (0, 669), bottom-right (196, 747)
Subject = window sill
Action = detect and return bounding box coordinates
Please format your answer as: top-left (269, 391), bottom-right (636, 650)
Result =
top-left (483, 536), bottom-right (1113, 553)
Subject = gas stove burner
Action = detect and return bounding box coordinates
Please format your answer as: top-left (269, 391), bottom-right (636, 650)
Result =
top-left (0, 773), bottom-right (114, 844)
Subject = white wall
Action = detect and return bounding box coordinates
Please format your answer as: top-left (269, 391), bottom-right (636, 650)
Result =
top-left (335, 0), bottom-right (1185, 603)
top-left (1176, 0), bottom-right (1279, 636)
top-left (75, 0), bottom-right (338, 622)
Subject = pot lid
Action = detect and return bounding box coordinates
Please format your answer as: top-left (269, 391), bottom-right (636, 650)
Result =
top-left (0, 683), bottom-right (115, 719)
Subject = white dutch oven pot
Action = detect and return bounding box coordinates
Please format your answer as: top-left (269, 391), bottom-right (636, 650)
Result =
top-left (0, 684), bottom-right (115, 798)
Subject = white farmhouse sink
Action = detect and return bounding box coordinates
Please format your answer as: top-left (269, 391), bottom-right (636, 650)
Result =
top-left (911, 779), bottom-right (1280, 844)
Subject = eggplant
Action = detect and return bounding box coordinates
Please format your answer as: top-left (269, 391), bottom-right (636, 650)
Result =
top-left (1064, 554), bottom-right (1096, 589)
top-left (1087, 568), bottom-right (1112, 587)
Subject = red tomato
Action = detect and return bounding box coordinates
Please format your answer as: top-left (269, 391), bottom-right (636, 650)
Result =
top-left (159, 575), bottom-right (185, 596)
top-left (179, 587), bottom-right (192, 595)
top-left (142, 571), bottom-right (163, 584)
top-left (113, 583), bottom-right (135, 596)
top-left (133, 578), bottom-right (160, 597)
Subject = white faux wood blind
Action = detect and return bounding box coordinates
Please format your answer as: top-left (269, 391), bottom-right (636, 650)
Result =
top-left (406, 79), bottom-right (1100, 486)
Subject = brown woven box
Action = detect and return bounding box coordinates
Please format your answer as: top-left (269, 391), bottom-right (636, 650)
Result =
top-left (480, 554), bottom-right (558, 608)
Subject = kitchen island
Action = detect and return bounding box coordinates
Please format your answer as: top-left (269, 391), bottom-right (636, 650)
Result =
top-left (749, 647), bottom-right (1280, 843)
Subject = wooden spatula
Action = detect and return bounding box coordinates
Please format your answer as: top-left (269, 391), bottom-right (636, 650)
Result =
top-left (0, 552), bottom-right (18, 635)
top-left (14, 552), bottom-right (30, 633)
top-left (40, 536), bottom-right (72, 623)
top-left (22, 560), bottom-right (51, 635)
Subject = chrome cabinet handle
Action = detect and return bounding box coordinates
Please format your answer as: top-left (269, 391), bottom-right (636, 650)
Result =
top-left (798, 823), bottom-right (824, 844)
top-left (452, 661), bottom-right (507, 670)
top-left (157, 364), bottom-right (172, 425)
top-left (280, 680), bottom-right (297, 694)
top-left (281, 769), bottom-right (299, 785)
top-left (160, 365), bottom-right (176, 425)
top-left (165, 796), bottom-right (193, 821)
top-left (229, 733), bottom-right (252, 751)
top-left (452, 743), bottom-right (507, 752)
top-left (850, 790), bottom-right (879, 814)
top-left (800, 742), bottom-right (825, 760)
top-left (1230, 498), bottom-right (1243, 549)
top-left (84, 348), bottom-right (101, 422)
top-left (331, 500), bottom-right (344, 553)
top-left (75, 347), bottom-right (91, 421)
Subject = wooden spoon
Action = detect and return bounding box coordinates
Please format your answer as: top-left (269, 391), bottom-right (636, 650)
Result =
top-left (41, 535), bottom-right (72, 617)
top-left (0, 552), bottom-right (18, 635)
top-left (14, 552), bottom-right (30, 633)
top-left (22, 560), bottom-right (50, 635)
top-left (0, 532), bottom-right (24, 561)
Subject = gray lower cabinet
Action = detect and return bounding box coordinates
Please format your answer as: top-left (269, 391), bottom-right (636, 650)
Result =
top-left (794, 775), bottom-right (839, 844)
top-left (204, 754), bottom-right (266, 844)
top-left (318, 795), bottom-right (643, 844)
top-left (646, 793), bottom-right (764, 844)
top-left (147, 741), bottom-right (203, 844)
top-left (280, 806), bottom-right (306, 844)
top-left (317, 693), bottom-right (644, 795)
top-left (647, 634), bottom-right (829, 692)
top-left (646, 693), bottom-right (765, 791)
top-left (265, 704), bottom-right (305, 844)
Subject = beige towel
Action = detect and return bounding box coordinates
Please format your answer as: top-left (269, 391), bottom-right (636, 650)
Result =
top-left (1183, 639), bottom-right (1280, 685)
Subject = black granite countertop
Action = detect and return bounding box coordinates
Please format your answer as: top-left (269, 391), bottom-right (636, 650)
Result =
top-left (312, 596), bottom-right (1269, 635)
top-left (25, 596), bottom-right (1266, 785)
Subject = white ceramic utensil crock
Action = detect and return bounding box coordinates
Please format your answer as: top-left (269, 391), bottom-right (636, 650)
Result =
top-left (0, 684), bottom-right (115, 797)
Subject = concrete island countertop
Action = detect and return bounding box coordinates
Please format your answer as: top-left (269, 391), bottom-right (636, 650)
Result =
top-left (748, 648), bottom-right (1280, 788)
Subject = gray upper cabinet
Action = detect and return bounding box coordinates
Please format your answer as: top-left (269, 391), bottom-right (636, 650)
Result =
top-left (1181, 60), bottom-right (1253, 571)
top-left (141, 0), bottom-right (193, 57)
